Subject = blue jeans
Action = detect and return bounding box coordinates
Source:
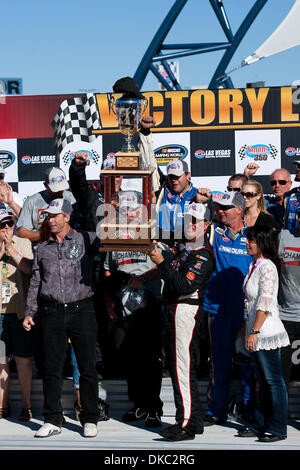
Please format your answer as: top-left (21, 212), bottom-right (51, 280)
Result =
top-left (252, 348), bottom-right (288, 438)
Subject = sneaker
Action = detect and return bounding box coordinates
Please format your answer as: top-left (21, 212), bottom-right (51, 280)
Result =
top-left (145, 412), bottom-right (162, 428)
top-left (35, 423), bottom-right (62, 438)
top-left (203, 413), bottom-right (227, 427)
top-left (258, 432), bottom-right (285, 443)
top-left (83, 423), bottom-right (98, 438)
top-left (159, 424), bottom-right (195, 442)
top-left (122, 407), bottom-right (147, 422)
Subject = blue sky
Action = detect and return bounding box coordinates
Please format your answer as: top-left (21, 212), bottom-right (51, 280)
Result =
top-left (1, 0), bottom-right (299, 95)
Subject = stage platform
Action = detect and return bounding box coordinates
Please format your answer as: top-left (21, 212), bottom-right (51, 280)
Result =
top-left (0, 378), bottom-right (299, 453)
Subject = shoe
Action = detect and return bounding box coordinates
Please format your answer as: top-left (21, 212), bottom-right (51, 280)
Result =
top-left (258, 433), bottom-right (285, 443)
top-left (237, 427), bottom-right (257, 437)
top-left (0, 406), bottom-right (11, 419)
top-left (203, 413), bottom-right (226, 427)
top-left (98, 398), bottom-right (110, 422)
top-left (83, 423), bottom-right (98, 438)
top-left (159, 424), bottom-right (195, 442)
top-left (145, 412), bottom-right (162, 428)
top-left (74, 400), bottom-right (82, 422)
top-left (18, 408), bottom-right (32, 422)
top-left (35, 423), bottom-right (62, 438)
top-left (122, 407), bottom-right (147, 422)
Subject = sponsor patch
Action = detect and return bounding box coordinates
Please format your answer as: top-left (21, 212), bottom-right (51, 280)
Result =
top-left (186, 271), bottom-right (196, 281)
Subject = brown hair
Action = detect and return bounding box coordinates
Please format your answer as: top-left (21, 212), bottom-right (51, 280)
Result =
top-left (242, 179), bottom-right (269, 214)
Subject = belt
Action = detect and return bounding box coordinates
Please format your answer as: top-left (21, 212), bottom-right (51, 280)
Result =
top-left (42, 296), bottom-right (94, 311)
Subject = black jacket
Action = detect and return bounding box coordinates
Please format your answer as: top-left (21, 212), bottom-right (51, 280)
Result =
top-left (157, 238), bottom-right (215, 308)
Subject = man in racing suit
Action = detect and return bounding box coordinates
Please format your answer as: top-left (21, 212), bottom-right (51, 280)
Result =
top-left (202, 191), bottom-right (254, 426)
top-left (147, 203), bottom-right (215, 441)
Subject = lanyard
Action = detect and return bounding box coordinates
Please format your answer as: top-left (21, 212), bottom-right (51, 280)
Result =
top-left (243, 256), bottom-right (264, 292)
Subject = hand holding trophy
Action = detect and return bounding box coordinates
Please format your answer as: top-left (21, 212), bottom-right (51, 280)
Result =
top-left (109, 76), bottom-right (148, 154)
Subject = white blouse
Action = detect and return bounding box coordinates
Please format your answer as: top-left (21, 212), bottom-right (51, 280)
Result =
top-left (243, 258), bottom-right (290, 351)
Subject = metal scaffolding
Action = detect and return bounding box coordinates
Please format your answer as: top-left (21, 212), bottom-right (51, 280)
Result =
top-left (134, 0), bottom-right (268, 90)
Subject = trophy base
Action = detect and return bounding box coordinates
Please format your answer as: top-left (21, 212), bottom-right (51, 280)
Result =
top-left (99, 242), bottom-right (154, 253)
top-left (115, 151), bottom-right (140, 170)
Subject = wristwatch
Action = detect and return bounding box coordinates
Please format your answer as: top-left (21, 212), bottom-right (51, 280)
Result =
top-left (250, 328), bottom-right (260, 334)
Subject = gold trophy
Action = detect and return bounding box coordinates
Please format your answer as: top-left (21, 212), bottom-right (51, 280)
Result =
top-left (99, 78), bottom-right (155, 251)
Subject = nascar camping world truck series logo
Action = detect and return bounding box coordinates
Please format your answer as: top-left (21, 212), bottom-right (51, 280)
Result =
top-left (238, 144), bottom-right (278, 161)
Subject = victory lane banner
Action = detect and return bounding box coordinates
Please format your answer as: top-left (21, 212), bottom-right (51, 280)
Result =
top-left (0, 86), bottom-right (300, 200)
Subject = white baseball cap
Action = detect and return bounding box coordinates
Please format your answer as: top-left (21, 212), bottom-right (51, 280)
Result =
top-left (186, 203), bottom-right (211, 221)
top-left (45, 167), bottom-right (69, 192)
top-left (217, 191), bottom-right (246, 209)
top-left (43, 198), bottom-right (73, 215)
top-left (166, 159), bottom-right (189, 177)
top-left (119, 191), bottom-right (143, 210)
top-left (0, 162), bottom-right (6, 175)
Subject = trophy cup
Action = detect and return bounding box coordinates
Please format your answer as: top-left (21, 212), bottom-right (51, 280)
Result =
top-left (110, 95), bottom-right (148, 154)
top-left (99, 77), bottom-right (156, 252)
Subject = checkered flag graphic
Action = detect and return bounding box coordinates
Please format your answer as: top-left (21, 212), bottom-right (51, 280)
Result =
top-left (62, 149), bottom-right (101, 166)
top-left (268, 144), bottom-right (278, 159)
top-left (52, 94), bottom-right (100, 155)
top-left (238, 144), bottom-right (248, 160)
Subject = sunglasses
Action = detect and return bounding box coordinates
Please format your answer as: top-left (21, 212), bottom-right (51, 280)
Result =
top-left (270, 180), bottom-right (289, 186)
top-left (227, 186), bottom-right (241, 192)
top-left (216, 204), bottom-right (235, 211)
top-left (0, 219), bottom-right (14, 229)
top-left (241, 191), bottom-right (258, 198)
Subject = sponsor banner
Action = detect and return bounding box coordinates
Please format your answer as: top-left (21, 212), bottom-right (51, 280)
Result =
top-left (17, 138), bottom-right (58, 181)
top-left (192, 176), bottom-right (227, 195)
top-left (0, 139), bottom-right (18, 182)
top-left (280, 127), bottom-right (300, 173)
top-left (18, 181), bottom-right (45, 200)
top-left (234, 129), bottom-right (281, 176)
top-left (190, 129), bottom-right (235, 177)
top-left (152, 132), bottom-right (190, 174)
top-left (59, 136), bottom-right (103, 180)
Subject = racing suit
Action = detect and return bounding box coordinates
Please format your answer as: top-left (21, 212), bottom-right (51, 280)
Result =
top-left (283, 186), bottom-right (300, 230)
top-left (203, 222), bottom-right (254, 421)
top-left (157, 238), bottom-right (215, 434)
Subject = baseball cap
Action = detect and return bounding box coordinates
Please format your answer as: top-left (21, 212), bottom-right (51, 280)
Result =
top-left (186, 203), bottom-right (211, 221)
top-left (0, 162), bottom-right (6, 175)
top-left (43, 198), bottom-right (73, 216)
top-left (45, 167), bottom-right (69, 192)
top-left (217, 191), bottom-right (246, 209)
top-left (119, 191), bottom-right (143, 211)
top-left (101, 155), bottom-right (116, 169)
top-left (166, 159), bottom-right (189, 177)
top-left (0, 208), bottom-right (15, 222)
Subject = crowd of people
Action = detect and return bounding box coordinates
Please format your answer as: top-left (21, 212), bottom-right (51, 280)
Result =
top-left (0, 115), bottom-right (299, 443)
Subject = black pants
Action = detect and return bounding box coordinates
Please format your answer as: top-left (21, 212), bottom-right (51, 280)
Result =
top-left (42, 298), bottom-right (99, 426)
top-left (113, 305), bottom-right (163, 414)
top-left (281, 320), bottom-right (300, 387)
top-left (165, 303), bottom-right (204, 434)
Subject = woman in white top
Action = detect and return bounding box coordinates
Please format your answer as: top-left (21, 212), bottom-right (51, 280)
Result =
top-left (243, 225), bottom-right (289, 442)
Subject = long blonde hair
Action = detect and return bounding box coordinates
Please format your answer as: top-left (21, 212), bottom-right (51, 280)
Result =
top-left (242, 179), bottom-right (269, 214)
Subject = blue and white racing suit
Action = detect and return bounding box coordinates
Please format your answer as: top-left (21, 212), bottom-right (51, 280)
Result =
top-left (203, 222), bottom-right (254, 421)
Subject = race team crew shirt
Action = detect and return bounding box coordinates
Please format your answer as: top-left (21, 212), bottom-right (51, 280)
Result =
top-left (278, 227), bottom-right (300, 322)
top-left (16, 190), bottom-right (77, 232)
top-left (104, 250), bottom-right (163, 301)
top-left (283, 187), bottom-right (300, 230)
top-left (156, 184), bottom-right (198, 239)
top-left (25, 229), bottom-right (100, 316)
top-left (203, 223), bottom-right (253, 318)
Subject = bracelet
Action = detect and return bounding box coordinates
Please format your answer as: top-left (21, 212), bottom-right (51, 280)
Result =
top-left (11, 253), bottom-right (22, 262)
top-left (250, 328), bottom-right (260, 334)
